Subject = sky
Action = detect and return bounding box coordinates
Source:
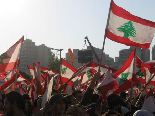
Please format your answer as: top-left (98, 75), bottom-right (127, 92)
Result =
top-left (0, 0), bottom-right (155, 60)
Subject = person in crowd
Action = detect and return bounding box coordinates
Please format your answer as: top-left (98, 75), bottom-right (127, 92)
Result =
top-left (51, 89), bottom-right (58, 96)
top-left (72, 90), bottom-right (84, 103)
top-left (65, 104), bottom-right (88, 116)
top-left (24, 100), bottom-right (32, 116)
top-left (133, 110), bottom-right (153, 116)
top-left (4, 91), bottom-right (25, 116)
top-left (102, 110), bottom-right (121, 116)
top-left (0, 92), bottom-right (4, 114)
top-left (66, 72), bottom-right (101, 115)
top-left (42, 94), bottom-right (67, 116)
top-left (107, 94), bottom-right (131, 116)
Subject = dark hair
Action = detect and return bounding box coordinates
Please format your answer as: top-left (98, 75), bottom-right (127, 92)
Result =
top-left (120, 92), bottom-right (126, 99)
top-left (5, 91), bottom-right (24, 110)
top-left (102, 110), bottom-right (121, 116)
top-left (22, 94), bottom-right (30, 101)
top-left (66, 95), bottom-right (74, 104)
top-left (72, 91), bottom-right (82, 98)
top-left (107, 94), bottom-right (121, 109)
top-left (51, 89), bottom-right (58, 95)
top-left (91, 94), bottom-right (99, 103)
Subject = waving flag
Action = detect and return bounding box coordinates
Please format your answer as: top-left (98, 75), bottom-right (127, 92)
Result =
top-left (113, 49), bottom-right (136, 94)
top-left (106, 1), bottom-right (155, 49)
top-left (61, 58), bottom-right (77, 86)
top-left (97, 70), bottom-right (118, 98)
top-left (0, 36), bottom-right (24, 73)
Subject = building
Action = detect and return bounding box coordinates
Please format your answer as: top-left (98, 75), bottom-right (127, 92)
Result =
top-left (66, 46), bottom-right (114, 69)
top-left (152, 45), bottom-right (155, 60)
top-left (19, 39), bottom-right (52, 74)
top-left (118, 47), bottom-right (150, 68)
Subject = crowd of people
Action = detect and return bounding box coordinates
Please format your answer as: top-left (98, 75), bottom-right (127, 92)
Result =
top-left (0, 72), bottom-right (154, 116)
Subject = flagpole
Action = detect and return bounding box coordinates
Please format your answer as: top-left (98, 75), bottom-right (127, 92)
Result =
top-left (129, 48), bottom-right (136, 111)
top-left (98, 0), bottom-right (112, 72)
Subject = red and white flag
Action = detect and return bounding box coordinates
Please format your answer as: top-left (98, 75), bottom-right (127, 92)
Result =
top-left (106, 1), bottom-right (155, 49)
top-left (0, 72), bottom-right (20, 91)
top-left (61, 58), bottom-right (77, 86)
top-left (97, 70), bottom-right (119, 98)
top-left (0, 36), bottom-right (24, 73)
top-left (113, 49), bottom-right (136, 94)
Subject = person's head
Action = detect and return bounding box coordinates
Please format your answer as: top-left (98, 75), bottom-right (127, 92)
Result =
top-left (22, 94), bottom-right (30, 101)
top-left (107, 94), bottom-right (121, 110)
top-left (91, 94), bottom-right (99, 103)
top-left (102, 110), bottom-right (121, 116)
top-left (120, 92), bottom-right (126, 100)
top-left (66, 104), bottom-right (88, 116)
top-left (4, 91), bottom-right (24, 116)
top-left (51, 89), bottom-right (58, 96)
top-left (49, 94), bottom-right (66, 115)
top-left (66, 95), bottom-right (78, 106)
top-left (72, 91), bottom-right (84, 103)
top-left (133, 110), bottom-right (153, 116)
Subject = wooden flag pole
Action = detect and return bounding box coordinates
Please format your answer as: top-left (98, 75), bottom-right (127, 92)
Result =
top-left (98, 0), bottom-right (112, 72)
top-left (129, 48), bottom-right (136, 111)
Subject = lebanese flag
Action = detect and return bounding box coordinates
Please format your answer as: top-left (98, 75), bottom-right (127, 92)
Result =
top-left (40, 67), bottom-right (59, 75)
top-left (60, 58), bottom-right (77, 86)
top-left (137, 59), bottom-right (155, 85)
top-left (0, 36), bottom-right (24, 73)
top-left (0, 72), bottom-right (20, 91)
top-left (97, 70), bottom-right (119, 98)
top-left (141, 89), bottom-right (155, 113)
top-left (135, 57), bottom-right (146, 84)
top-left (106, 1), bottom-right (155, 49)
top-left (113, 49), bottom-right (136, 94)
top-left (42, 76), bottom-right (53, 108)
top-left (33, 62), bottom-right (43, 95)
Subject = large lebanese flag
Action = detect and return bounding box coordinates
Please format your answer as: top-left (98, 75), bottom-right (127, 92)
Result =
top-left (0, 36), bottom-right (24, 73)
top-left (113, 49), bottom-right (136, 94)
top-left (106, 1), bottom-right (155, 49)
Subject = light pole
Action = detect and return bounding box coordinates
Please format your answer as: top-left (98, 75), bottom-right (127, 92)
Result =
top-left (50, 48), bottom-right (63, 84)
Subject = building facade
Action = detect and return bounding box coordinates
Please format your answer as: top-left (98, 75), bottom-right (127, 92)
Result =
top-left (65, 46), bottom-right (115, 69)
top-left (19, 39), bottom-right (52, 74)
top-left (118, 47), bottom-right (150, 68)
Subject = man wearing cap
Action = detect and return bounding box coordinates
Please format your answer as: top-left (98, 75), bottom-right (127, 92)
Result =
top-left (42, 94), bottom-right (66, 116)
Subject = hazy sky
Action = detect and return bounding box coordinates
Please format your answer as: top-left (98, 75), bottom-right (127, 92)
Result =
top-left (0, 0), bottom-right (155, 59)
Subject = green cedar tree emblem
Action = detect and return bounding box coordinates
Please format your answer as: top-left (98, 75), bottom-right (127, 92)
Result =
top-left (62, 67), bottom-right (67, 75)
top-left (0, 53), bottom-right (10, 64)
top-left (117, 21), bottom-right (136, 38)
top-left (86, 70), bottom-right (92, 79)
top-left (136, 70), bottom-right (145, 78)
top-left (119, 72), bottom-right (131, 85)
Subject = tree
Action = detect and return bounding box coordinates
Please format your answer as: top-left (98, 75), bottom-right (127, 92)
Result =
top-left (117, 21), bottom-right (136, 38)
top-left (47, 53), bottom-right (60, 73)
